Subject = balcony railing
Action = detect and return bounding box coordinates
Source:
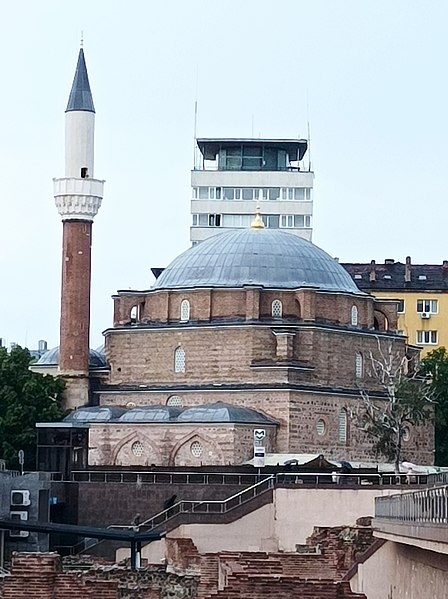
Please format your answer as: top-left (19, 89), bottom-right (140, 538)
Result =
top-left (375, 485), bottom-right (448, 524)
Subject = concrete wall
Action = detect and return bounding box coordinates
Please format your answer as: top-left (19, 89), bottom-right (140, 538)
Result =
top-left (351, 540), bottom-right (448, 599)
top-left (117, 486), bottom-right (402, 562)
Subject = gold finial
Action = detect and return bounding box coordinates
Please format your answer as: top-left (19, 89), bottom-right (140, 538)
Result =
top-left (251, 202), bottom-right (265, 229)
top-left (80, 31), bottom-right (84, 48)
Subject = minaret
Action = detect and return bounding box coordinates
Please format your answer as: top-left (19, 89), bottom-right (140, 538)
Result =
top-left (53, 46), bottom-right (104, 409)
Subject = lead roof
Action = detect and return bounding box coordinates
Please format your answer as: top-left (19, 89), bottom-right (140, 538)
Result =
top-left (66, 48), bottom-right (95, 113)
top-left (153, 228), bottom-right (362, 295)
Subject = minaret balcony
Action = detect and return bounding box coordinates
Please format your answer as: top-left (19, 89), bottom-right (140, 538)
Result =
top-left (54, 177), bottom-right (105, 221)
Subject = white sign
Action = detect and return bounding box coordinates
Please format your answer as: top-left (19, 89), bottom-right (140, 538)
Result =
top-left (253, 446), bottom-right (266, 468)
top-left (253, 429), bottom-right (266, 446)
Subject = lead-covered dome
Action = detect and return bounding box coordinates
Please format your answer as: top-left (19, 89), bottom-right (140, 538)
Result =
top-left (153, 228), bottom-right (361, 294)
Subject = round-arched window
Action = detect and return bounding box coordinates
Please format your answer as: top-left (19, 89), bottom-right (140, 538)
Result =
top-left (167, 395), bottom-right (183, 407)
top-left (180, 299), bottom-right (190, 322)
top-left (190, 441), bottom-right (203, 457)
top-left (351, 305), bottom-right (358, 326)
top-left (355, 353), bottom-right (363, 378)
top-left (271, 299), bottom-right (283, 318)
top-left (174, 346), bottom-right (186, 373)
top-left (131, 441), bottom-right (144, 457)
top-left (338, 410), bottom-right (348, 443)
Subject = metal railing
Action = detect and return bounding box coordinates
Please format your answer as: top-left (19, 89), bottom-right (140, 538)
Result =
top-left (76, 476), bottom-right (275, 555)
top-left (52, 469), bottom-right (431, 486)
top-left (57, 470), bottom-right (266, 485)
top-left (135, 475), bottom-right (275, 531)
top-left (375, 485), bottom-right (448, 524)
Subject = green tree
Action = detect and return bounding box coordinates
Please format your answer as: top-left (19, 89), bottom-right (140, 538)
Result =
top-left (0, 345), bottom-right (65, 470)
top-left (420, 347), bottom-right (448, 466)
top-left (351, 340), bottom-right (434, 472)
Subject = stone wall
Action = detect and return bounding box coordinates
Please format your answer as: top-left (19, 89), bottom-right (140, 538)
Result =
top-left (88, 423), bottom-right (276, 467)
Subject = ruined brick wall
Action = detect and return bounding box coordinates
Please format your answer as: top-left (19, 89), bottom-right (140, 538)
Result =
top-left (0, 553), bottom-right (198, 599)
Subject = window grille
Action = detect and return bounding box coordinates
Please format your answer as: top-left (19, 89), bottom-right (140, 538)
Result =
top-left (271, 299), bottom-right (283, 318)
top-left (167, 395), bottom-right (183, 407)
top-left (190, 441), bottom-right (203, 457)
top-left (180, 299), bottom-right (190, 321)
top-left (338, 410), bottom-right (348, 443)
top-left (174, 347), bottom-right (186, 373)
top-left (355, 353), bottom-right (363, 378)
top-left (131, 441), bottom-right (144, 457)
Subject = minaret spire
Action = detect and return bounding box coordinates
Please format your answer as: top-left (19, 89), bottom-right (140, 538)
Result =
top-left (53, 47), bottom-right (105, 410)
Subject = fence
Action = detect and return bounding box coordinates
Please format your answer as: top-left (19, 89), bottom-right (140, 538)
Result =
top-left (375, 485), bottom-right (448, 524)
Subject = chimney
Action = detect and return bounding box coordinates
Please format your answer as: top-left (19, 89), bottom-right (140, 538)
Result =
top-left (443, 260), bottom-right (448, 270)
top-left (405, 256), bottom-right (411, 283)
top-left (369, 260), bottom-right (376, 282)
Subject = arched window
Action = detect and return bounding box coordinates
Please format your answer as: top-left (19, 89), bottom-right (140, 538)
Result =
top-left (351, 305), bottom-right (358, 326)
top-left (338, 410), bottom-right (348, 443)
top-left (355, 353), bottom-right (363, 378)
top-left (271, 299), bottom-right (283, 318)
top-left (167, 395), bottom-right (183, 407)
top-left (174, 346), bottom-right (186, 373)
top-left (130, 305), bottom-right (140, 323)
top-left (180, 299), bottom-right (190, 322)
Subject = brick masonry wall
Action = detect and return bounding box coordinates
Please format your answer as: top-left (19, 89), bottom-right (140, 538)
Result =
top-left (0, 553), bottom-right (198, 599)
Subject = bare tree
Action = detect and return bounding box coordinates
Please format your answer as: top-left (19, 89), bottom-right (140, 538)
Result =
top-left (351, 339), bottom-right (434, 473)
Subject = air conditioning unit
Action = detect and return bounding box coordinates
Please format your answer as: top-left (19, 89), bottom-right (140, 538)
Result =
top-left (9, 511), bottom-right (29, 538)
top-left (421, 312), bottom-right (431, 319)
top-left (11, 490), bottom-right (30, 507)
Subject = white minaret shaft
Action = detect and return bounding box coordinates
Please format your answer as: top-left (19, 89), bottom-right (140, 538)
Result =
top-left (65, 110), bottom-right (95, 178)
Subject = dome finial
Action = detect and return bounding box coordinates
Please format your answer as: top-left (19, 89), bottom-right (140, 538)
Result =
top-left (251, 202), bottom-right (265, 229)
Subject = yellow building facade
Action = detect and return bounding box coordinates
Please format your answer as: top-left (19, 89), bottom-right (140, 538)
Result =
top-left (342, 257), bottom-right (448, 357)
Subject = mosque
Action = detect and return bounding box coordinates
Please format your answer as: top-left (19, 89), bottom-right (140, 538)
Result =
top-left (34, 48), bottom-right (434, 469)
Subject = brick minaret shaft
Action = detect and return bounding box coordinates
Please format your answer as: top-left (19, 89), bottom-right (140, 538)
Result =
top-left (54, 46), bottom-right (104, 409)
top-left (59, 220), bottom-right (92, 373)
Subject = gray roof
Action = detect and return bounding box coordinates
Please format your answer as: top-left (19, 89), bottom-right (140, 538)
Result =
top-left (66, 48), bottom-right (95, 113)
top-left (118, 406), bottom-right (182, 422)
top-left (64, 406), bottom-right (127, 423)
top-left (153, 228), bottom-right (361, 294)
top-left (62, 402), bottom-right (277, 425)
top-left (177, 403), bottom-right (278, 425)
top-left (36, 347), bottom-right (107, 367)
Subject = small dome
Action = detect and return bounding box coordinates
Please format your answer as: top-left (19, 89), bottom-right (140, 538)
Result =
top-left (177, 402), bottom-right (277, 425)
top-left (36, 347), bottom-right (107, 367)
top-left (153, 228), bottom-right (361, 294)
top-left (118, 405), bottom-right (182, 422)
top-left (64, 406), bottom-right (127, 423)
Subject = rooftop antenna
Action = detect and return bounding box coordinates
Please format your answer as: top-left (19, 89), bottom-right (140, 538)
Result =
top-left (251, 113), bottom-right (254, 137)
top-left (306, 92), bottom-right (311, 172)
top-left (193, 66), bottom-right (199, 169)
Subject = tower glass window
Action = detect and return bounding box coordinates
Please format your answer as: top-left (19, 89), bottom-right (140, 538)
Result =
top-left (271, 299), bottom-right (283, 318)
top-left (180, 300), bottom-right (190, 322)
top-left (174, 347), bottom-right (186, 373)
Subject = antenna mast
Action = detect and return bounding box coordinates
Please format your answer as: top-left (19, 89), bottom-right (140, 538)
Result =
top-left (193, 67), bottom-right (199, 169)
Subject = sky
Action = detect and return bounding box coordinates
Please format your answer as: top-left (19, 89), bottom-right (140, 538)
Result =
top-left (1, 0), bottom-right (448, 350)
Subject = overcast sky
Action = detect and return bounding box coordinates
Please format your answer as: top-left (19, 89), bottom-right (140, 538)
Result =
top-left (1, 1), bottom-right (447, 350)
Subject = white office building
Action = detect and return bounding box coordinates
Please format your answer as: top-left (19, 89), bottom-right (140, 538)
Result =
top-left (191, 138), bottom-right (314, 244)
